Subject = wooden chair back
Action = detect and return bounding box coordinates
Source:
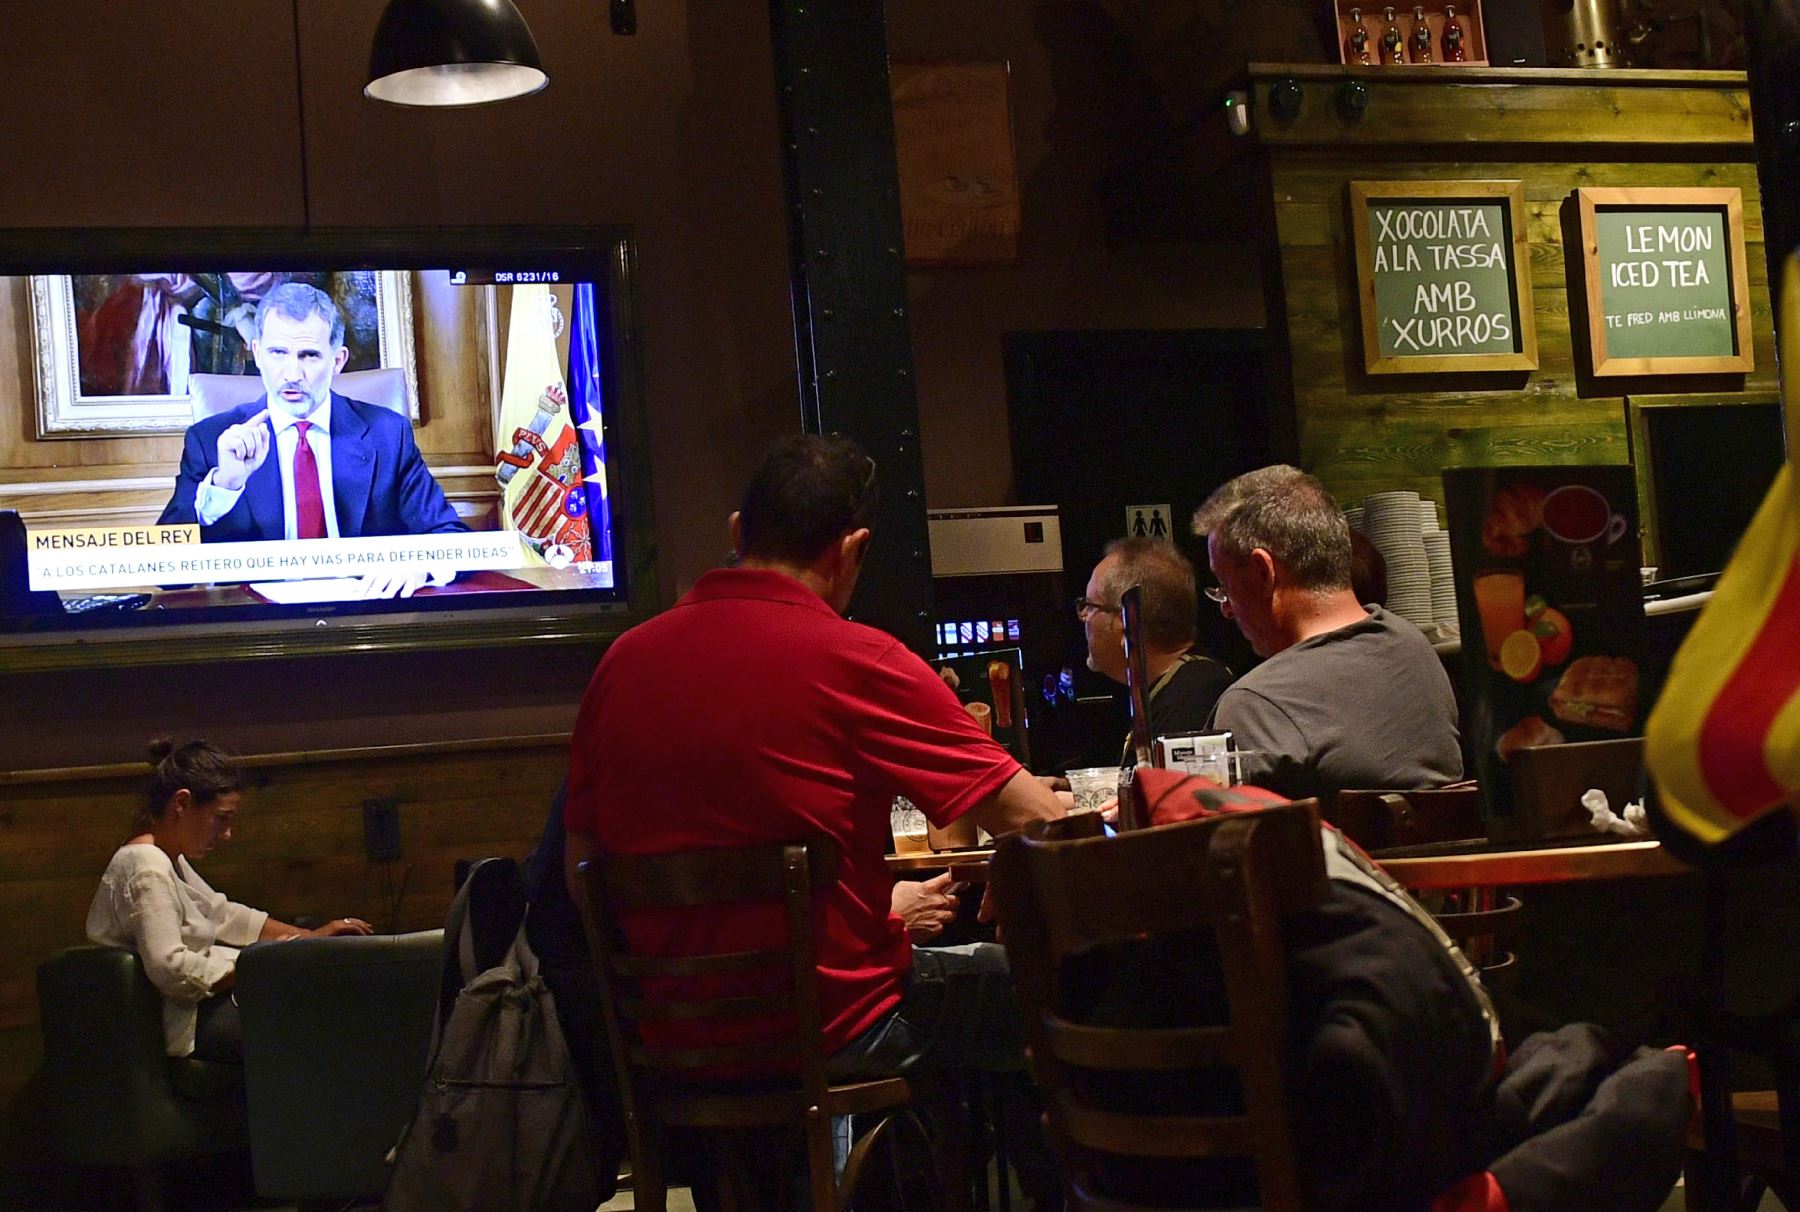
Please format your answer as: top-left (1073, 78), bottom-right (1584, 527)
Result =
top-left (578, 838), bottom-right (922, 1212)
top-left (1434, 893), bottom-right (1525, 975)
top-left (1510, 737), bottom-right (1645, 841)
top-left (1326, 784), bottom-right (1484, 852)
top-left (992, 802), bottom-right (1329, 1212)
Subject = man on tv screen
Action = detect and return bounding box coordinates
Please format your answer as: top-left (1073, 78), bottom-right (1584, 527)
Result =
top-left (158, 282), bottom-right (465, 598)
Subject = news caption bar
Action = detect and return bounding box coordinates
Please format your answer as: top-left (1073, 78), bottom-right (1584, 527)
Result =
top-left (27, 526), bottom-right (532, 592)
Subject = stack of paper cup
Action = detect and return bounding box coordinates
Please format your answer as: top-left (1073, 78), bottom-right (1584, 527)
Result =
top-left (1362, 490), bottom-right (1432, 626)
top-left (1424, 530), bottom-right (1456, 624)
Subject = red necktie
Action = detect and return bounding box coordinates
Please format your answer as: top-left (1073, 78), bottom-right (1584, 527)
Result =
top-left (293, 420), bottom-right (326, 540)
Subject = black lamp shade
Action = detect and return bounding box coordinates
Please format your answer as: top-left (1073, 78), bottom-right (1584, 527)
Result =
top-left (366, 0), bottom-right (548, 107)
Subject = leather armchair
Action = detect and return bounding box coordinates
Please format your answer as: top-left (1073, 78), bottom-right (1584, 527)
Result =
top-left (235, 930), bottom-right (442, 1203)
top-left (36, 946), bottom-right (247, 1205)
top-left (188, 368), bottom-right (411, 422)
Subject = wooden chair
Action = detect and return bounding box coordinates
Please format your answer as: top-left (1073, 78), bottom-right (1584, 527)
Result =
top-left (1331, 786), bottom-right (1519, 977)
top-left (1682, 1090), bottom-right (1800, 1211)
top-left (1326, 784), bottom-right (1485, 852)
top-left (991, 802), bottom-right (1330, 1212)
top-left (1507, 737), bottom-right (1645, 842)
top-left (1434, 894), bottom-right (1525, 977)
top-left (577, 837), bottom-right (941, 1212)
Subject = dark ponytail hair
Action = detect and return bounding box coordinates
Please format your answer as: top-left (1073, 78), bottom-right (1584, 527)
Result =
top-left (136, 739), bottom-right (243, 832)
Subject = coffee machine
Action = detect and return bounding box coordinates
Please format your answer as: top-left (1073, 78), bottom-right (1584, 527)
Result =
top-left (928, 506), bottom-right (1124, 772)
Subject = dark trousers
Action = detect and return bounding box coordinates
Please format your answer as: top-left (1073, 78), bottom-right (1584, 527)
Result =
top-left (831, 944), bottom-right (1060, 1209)
top-left (192, 992), bottom-right (243, 1064)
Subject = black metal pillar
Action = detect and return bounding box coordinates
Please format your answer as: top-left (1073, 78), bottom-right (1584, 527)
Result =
top-left (1744, 0), bottom-right (1800, 325)
top-left (768, 0), bottom-right (933, 657)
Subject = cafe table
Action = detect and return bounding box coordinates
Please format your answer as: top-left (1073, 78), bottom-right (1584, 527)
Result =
top-left (887, 835), bottom-right (1690, 889)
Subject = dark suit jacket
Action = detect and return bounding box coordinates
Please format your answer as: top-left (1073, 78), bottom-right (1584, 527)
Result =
top-left (158, 393), bottom-right (466, 542)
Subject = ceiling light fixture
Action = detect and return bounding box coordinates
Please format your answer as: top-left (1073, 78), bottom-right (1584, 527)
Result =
top-left (365, 0), bottom-right (548, 108)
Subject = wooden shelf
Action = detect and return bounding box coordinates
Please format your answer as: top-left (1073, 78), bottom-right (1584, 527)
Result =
top-left (1248, 63), bottom-right (1749, 87)
top-left (1243, 62), bottom-right (1753, 150)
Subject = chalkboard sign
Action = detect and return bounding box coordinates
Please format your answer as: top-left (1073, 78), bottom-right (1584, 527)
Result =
top-left (1578, 188), bottom-right (1753, 376)
top-left (1349, 180), bottom-right (1538, 375)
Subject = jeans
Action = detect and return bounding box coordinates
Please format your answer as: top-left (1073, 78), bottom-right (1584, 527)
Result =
top-left (192, 992), bottom-right (243, 1064)
top-left (828, 943), bottom-right (1026, 1079)
top-left (829, 944), bottom-right (1060, 1210)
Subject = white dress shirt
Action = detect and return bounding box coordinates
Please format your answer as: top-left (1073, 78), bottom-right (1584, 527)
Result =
top-left (86, 843), bottom-right (269, 1057)
top-left (194, 398), bottom-right (340, 538)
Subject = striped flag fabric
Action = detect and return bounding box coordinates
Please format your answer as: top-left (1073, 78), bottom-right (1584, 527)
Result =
top-left (493, 284), bottom-right (591, 564)
top-left (1645, 253), bottom-right (1800, 843)
top-left (568, 281), bottom-right (612, 564)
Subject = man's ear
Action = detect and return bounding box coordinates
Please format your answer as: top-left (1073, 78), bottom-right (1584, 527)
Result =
top-left (841, 527), bottom-right (872, 569)
top-left (332, 345), bottom-right (350, 374)
top-left (727, 511), bottom-right (744, 560)
top-left (1248, 547), bottom-right (1279, 592)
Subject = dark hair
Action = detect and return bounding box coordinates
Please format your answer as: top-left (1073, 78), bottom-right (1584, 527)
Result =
top-left (137, 739), bottom-right (244, 832)
top-left (256, 281), bottom-right (345, 348)
top-left (1191, 465), bottom-right (1352, 593)
top-left (1095, 537), bottom-right (1198, 650)
top-left (737, 434), bottom-right (879, 564)
top-left (1349, 527), bottom-right (1388, 607)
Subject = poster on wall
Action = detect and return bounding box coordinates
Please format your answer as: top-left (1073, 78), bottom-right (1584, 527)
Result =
top-left (935, 647), bottom-right (1030, 767)
top-left (1443, 466), bottom-right (1651, 824)
top-left (891, 62), bottom-right (1022, 267)
top-left (1348, 179), bottom-right (1539, 374)
top-left (1576, 187), bottom-right (1754, 376)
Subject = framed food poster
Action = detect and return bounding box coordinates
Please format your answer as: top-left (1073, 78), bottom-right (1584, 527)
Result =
top-left (1576, 187), bottom-right (1755, 376)
top-left (1349, 179), bottom-right (1539, 374)
top-left (935, 647), bottom-right (1030, 767)
top-left (1443, 466), bottom-right (1651, 826)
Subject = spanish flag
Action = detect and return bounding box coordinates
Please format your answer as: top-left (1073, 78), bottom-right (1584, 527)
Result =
top-left (1645, 254), bottom-right (1800, 844)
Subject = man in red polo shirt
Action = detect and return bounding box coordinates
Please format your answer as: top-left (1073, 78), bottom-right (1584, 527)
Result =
top-left (563, 433), bottom-right (1064, 1086)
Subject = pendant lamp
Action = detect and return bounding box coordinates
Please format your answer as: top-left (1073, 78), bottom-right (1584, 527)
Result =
top-left (366, 0), bottom-right (548, 108)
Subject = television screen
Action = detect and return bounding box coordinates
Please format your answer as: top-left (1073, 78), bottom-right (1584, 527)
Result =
top-left (1641, 399), bottom-right (1786, 579)
top-left (0, 229), bottom-right (644, 637)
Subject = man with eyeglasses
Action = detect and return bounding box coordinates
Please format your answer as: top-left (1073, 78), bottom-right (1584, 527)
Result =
top-left (1077, 538), bottom-right (1233, 760)
top-left (1190, 465), bottom-right (1462, 801)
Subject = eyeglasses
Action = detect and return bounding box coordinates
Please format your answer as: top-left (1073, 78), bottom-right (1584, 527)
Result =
top-left (1203, 586), bottom-right (1229, 605)
top-left (1073, 597), bottom-right (1120, 620)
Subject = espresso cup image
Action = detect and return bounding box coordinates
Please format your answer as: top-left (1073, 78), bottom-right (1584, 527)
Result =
top-left (1542, 485), bottom-right (1628, 546)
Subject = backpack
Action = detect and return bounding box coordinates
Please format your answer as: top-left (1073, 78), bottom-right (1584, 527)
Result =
top-left (384, 861), bottom-right (600, 1212)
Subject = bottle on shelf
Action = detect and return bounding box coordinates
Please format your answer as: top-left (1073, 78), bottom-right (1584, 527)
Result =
top-left (1411, 6), bottom-right (1434, 62)
top-left (1380, 6), bottom-right (1406, 64)
top-left (1347, 7), bottom-right (1374, 64)
top-left (1442, 4), bottom-right (1468, 61)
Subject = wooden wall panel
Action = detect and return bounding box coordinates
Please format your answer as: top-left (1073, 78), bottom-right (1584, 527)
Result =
top-left (1250, 68), bottom-right (1776, 510)
top-left (0, 735), bottom-right (569, 1111)
top-left (0, 2), bottom-right (305, 230)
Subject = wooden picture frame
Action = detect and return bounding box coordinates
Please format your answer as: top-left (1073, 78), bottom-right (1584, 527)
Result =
top-left (1577, 187), bottom-right (1754, 377)
top-left (29, 270), bottom-right (418, 438)
top-left (891, 62), bottom-right (1022, 267)
top-left (1623, 391), bottom-right (1783, 571)
top-left (1349, 179), bottom-right (1538, 374)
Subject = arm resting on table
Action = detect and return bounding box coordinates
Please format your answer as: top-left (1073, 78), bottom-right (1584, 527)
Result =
top-left (963, 768), bottom-right (1065, 839)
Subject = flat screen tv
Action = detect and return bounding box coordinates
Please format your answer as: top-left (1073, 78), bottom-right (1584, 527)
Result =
top-left (0, 227), bottom-right (653, 664)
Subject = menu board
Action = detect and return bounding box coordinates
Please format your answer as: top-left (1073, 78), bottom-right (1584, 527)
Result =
top-left (1349, 180), bottom-right (1539, 374)
top-left (1442, 466), bottom-right (1651, 827)
top-left (1577, 187), bottom-right (1754, 376)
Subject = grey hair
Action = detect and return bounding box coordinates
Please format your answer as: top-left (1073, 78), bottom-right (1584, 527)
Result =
top-left (256, 281), bottom-right (345, 348)
top-left (1190, 465), bottom-right (1351, 593)
top-left (1094, 537), bottom-right (1197, 650)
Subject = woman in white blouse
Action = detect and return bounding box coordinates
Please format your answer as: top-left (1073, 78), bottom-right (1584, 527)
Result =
top-left (86, 739), bottom-right (372, 1062)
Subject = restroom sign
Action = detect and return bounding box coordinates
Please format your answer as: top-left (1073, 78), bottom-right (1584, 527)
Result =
top-left (1125, 504), bottom-right (1174, 541)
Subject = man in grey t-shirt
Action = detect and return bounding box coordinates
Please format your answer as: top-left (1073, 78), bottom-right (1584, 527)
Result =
top-left (1191, 466), bottom-right (1462, 801)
